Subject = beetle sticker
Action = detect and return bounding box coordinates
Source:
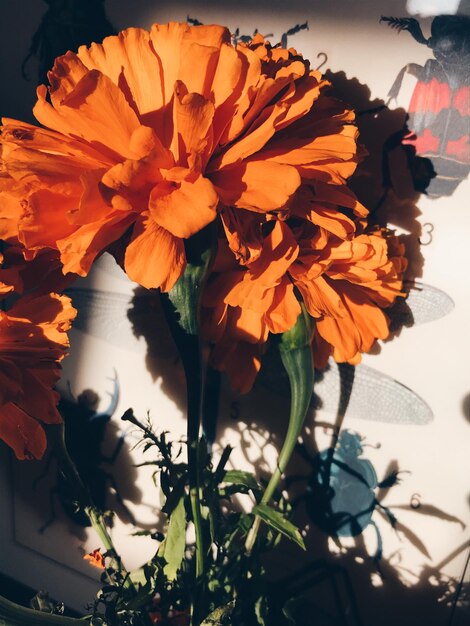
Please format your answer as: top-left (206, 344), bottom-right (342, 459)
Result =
top-left (381, 15), bottom-right (470, 198)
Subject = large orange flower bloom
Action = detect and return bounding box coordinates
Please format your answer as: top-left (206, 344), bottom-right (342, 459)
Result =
top-left (0, 24), bottom-right (364, 291)
top-left (0, 291), bottom-right (76, 459)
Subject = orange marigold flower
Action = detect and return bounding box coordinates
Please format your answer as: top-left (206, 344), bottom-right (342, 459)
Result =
top-left (0, 292), bottom-right (76, 459)
top-left (202, 223), bottom-right (407, 393)
top-left (0, 23), bottom-right (365, 291)
top-left (83, 548), bottom-right (106, 569)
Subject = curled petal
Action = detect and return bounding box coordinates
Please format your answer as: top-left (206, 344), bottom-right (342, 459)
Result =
top-left (149, 174), bottom-right (218, 239)
top-left (211, 160), bottom-right (301, 212)
top-left (124, 214), bottom-right (185, 290)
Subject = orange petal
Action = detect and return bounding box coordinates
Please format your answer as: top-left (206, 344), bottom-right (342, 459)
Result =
top-left (34, 71), bottom-right (141, 161)
top-left (294, 275), bottom-right (346, 319)
top-left (210, 96), bottom-right (289, 170)
top-left (20, 190), bottom-right (78, 250)
top-left (261, 125), bottom-right (358, 166)
top-left (16, 369), bottom-right (62, 426)
top-left (266, 278), bottom-right (301, 334)
top-left (57, 213), bottom-right (134, 275)
top-left (124, 214), bottom-right (185, 291)
top-left (0, 359), bottom-right (22, 405)
top-left (299, 204), bottom-right (356, 239)
top-left (228, 303), bottom-right (271, 344)
top-left (149, 174), bottom-right (218, 239)
top-left (211, 338), bottom-right (262, 394)
top-left (0, 403), bottom-right (47, 460)
top-left (211, 160), bottom-right (300, 212)
top-left (171, 87), bottom-right (215, 165)
top-left (221, 208), bottom-right (263, 265)
top-left (0, 193), bottom-right (23, 242)
top-left (66, 169), bottom-right (112, 225)
top-left (150, 23), bottom-right (230, 105)
top-left (77, 28), bottom-right (165, 117)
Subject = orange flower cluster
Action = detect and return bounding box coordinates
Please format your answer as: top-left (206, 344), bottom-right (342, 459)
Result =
top-left (0, 22), bottom-right (407, 398)
top-left (0, 261), bottom-right (75, 459)
top-left (83, 548), bottom-right (106, 569)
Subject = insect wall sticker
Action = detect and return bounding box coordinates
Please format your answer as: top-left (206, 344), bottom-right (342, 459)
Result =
top-left (289, 430), bottom-right (400, 563)
top-left (381, 15), bottom-right (470, 198)
top-left (288, 430), bottom-right (465, 567)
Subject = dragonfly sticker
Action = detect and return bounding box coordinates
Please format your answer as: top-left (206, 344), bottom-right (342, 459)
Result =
top-left (257, 280), bottom-right (454, 426)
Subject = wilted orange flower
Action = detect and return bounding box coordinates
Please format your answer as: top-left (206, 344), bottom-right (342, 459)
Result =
top-left (83, 548), bottom-right (106, 569)
top-left (0, 23), bottom-right (364, 291)
top-left (0, 292), bottom-right (76, 459)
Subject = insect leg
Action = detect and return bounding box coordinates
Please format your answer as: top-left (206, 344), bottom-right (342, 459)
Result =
top-left (103, 471), bottom-right (135, 525)
top-left (376, 501), bottom-right (398, 529)
top-left (370, 519), bottom-right (384, 564)
top-left (101, 432), bottom-right (125, 464)
top-left (380, 17), bottom-right (429, 45)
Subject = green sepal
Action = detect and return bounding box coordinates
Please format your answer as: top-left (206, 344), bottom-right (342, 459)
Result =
top-left (166, 224), bottom-right (215, 336)
top-left (278, 304), bottom-right (314, 353)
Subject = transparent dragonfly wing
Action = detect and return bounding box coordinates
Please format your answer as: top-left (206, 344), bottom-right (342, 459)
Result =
top-left (259, 282), bottom-right (453, 425)
top-left (389, 281), bottom-right (455, 330)
top-left (65, 288), bottom-right (153, 352)
top-left (312, 361), bottom-right (433, 425)
top-left (66, 281), bottom-right (452, 424)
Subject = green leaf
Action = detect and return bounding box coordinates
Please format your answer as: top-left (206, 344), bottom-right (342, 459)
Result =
top-left (254, 595), bottom-right (268, 626)
top-left (222, 471), bottom-right (261, 492)
top-left (282, 597), bottom-right (304, 625)
top-left (157, 495), bottom-right (186, 580)
top-left (252, 504), bottom-right (305, 550)
top-left (200, 602), bottom-right (235, 625)
top-left (128, 566), bottom-right (147, 586)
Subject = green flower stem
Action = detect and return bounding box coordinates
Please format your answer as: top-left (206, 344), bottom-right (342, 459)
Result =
top-left (245, 308), bottom-right (315, 554)
top-left (163, 225), bottom-right (216, 625)
top-left (0, 594), bottom-right (85, 626)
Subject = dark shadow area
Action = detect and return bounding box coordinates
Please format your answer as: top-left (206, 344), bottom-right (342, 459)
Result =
top-left (266, 537), bottom-right (470, 626)
top-left (127, 288), bottom-right (187, 412)
top-left (219, 341), bottom-right (468, 625)
top-left (461, 392), bottom-right (470, 423)
top-left (0, 573), bottom-right (81, 618)
top-left (258, 423), bottom-right (469, 626)
top-left (323, 70), bottom-right (424, 282)
top-left (12, 382), bottom-right (142, 541)
top-left (21, 0), bottom-right (115, 86)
